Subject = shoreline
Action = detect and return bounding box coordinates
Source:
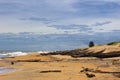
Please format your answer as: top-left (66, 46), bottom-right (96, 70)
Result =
top-left (0, 67), bottom-right (17, 75)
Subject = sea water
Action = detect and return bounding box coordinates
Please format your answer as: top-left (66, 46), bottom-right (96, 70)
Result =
top-left (0, 67), bottom-right (17, 74)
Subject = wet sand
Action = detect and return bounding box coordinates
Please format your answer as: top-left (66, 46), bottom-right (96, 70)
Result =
top-left (0, 67), bottom-right (16, 74)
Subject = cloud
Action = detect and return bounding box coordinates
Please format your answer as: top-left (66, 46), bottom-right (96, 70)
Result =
top-left (0, 1), bottom-right (24, 14)
top-left (0, 0), bottom-right (120, 18)
top-left (92, 21), bottom-right (112, 26)
top-left (0, 0), bottom-right (120, 51)
top-left (49, 24), bottom-right (88, 29)
top-left (20, 17), bottom-right (55, 24)
top-left (0, 0), bottom-right (119, 34)
top-left (72, 0), bottom-right (120, 17)
top-left (112, 30), bottom-right (120, 33)
top-left (49, 24), bottom-right (93, 32)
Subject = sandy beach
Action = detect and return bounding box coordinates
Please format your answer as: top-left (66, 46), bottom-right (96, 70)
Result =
top-left (0, 53), bottom-right (120, 80)
top-left (1, 0), bottom-right (120, 79)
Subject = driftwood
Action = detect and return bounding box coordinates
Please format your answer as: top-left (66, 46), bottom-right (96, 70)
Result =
top-left (15, 59), bottom-right (50, 62)
top-left (80, 67), bottom-right (120, 78)
top-left (80, 67), bottom-right (120, 74)
top-left (40, 70), bottom-right (61, 73)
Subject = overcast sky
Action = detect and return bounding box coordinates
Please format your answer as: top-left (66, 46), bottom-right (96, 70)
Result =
top-left (0, 0), bottom-right (120, 34)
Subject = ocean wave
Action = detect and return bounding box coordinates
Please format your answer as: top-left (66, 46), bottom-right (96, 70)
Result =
top-left (0, 53), bottom-right (8, 59)
top-left (37, 51), bottom-right (50, 54)
top-left (0, 51), bottom-right (51, 59)
top-left (0, 52), bottom-right (27, 59)
top-left (6, 52), bottom-right (27, 57)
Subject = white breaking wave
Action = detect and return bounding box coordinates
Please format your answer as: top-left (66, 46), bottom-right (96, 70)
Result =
top-left (6, 52), bottom-right (27, 57)
top-left (0, 52), bottom-right (28, 59)
top-left (0, 51), bottom-right (51, 59)
top-left (37, 51), bottom-right (50, 54)
top-left (0, 53), bottom-right (8, 59)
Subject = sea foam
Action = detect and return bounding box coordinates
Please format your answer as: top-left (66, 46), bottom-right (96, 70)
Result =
top-left (37, 51), bottom-right (50, 54)
top-left (0, 52), bottom-right (27, 59)
top-left (6, 52), bottom-right (27, 57)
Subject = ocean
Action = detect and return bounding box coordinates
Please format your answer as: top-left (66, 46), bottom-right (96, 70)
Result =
top-left (0, 31), bottom-right (120, 59)
top-left (0, 32), bottom-right (120, 52)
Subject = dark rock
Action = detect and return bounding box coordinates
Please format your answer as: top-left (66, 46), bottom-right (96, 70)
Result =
top-left (85, 73), bottom-right (95, 78)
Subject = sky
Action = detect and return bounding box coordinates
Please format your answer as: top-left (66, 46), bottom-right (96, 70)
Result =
top-left (0, 0), bottom-right (120, 34)
top-left (0, 0), bottom-right (120, 51)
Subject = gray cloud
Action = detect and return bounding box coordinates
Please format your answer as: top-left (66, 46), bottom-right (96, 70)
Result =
top-left (92, 21), bottom-right (112, 26)
top-left (49, 24), bottom-right (88, 29)
top-left (49, 24), bottom-right (93, 33)
top-left (0, 0), bottom-right (119, 34)
top-left (112, 30), bottom-right (120, 32)
top-left (72, 1), bottom-right (120, 18)
top-left (0, 1), bottom-right (25, 15)
top-left (20, 17), bottom-right (55, 24)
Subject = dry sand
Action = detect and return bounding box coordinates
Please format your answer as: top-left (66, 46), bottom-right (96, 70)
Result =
top-left (0, 53), bottom-right (120, 80)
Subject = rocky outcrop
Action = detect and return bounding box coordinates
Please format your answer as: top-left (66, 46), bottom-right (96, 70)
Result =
top-left (41, 44), bottom-right (120, 58)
